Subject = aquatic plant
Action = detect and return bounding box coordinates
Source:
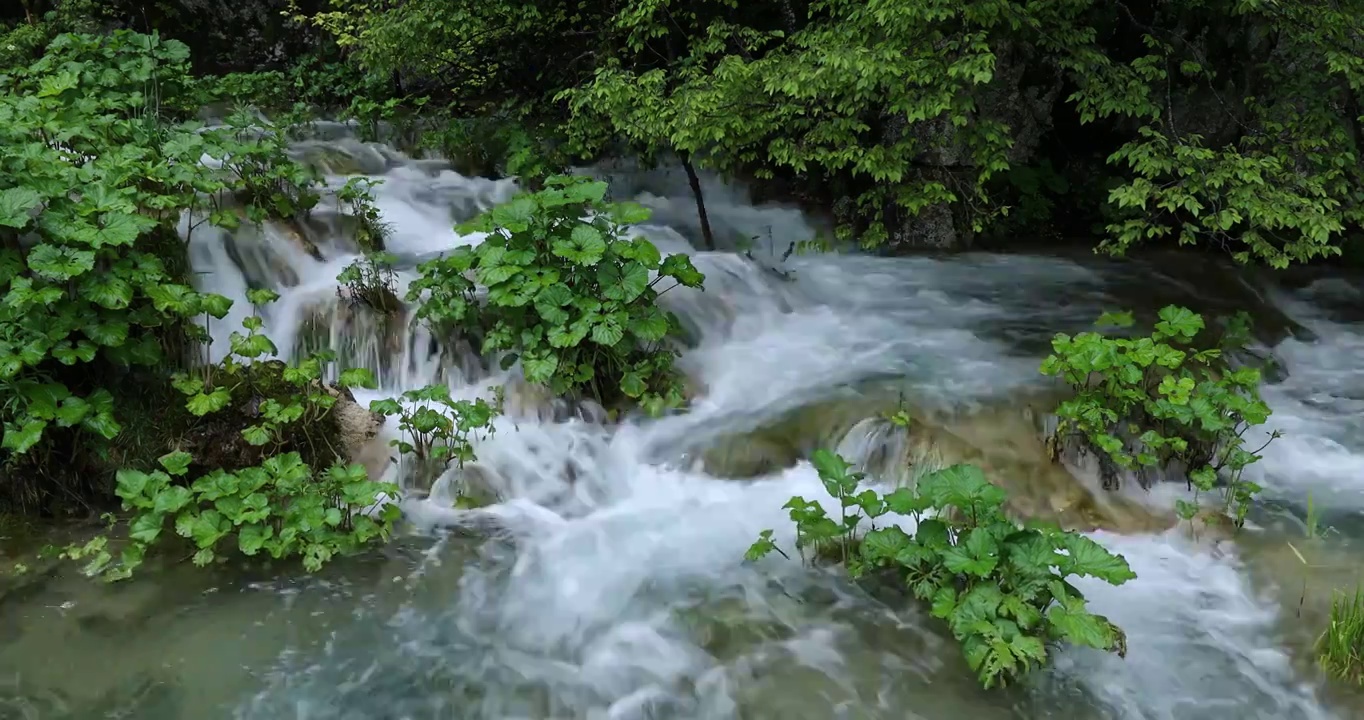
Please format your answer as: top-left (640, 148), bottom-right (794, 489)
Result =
top-left (408, 175), bottom-right (706, 414)
top-left (1319, 586), bottom-right (1364, 686)
top-left (748, 450), bottom-right (1136, 688)
top-left (1041, 305), bottom-right (1277, 525)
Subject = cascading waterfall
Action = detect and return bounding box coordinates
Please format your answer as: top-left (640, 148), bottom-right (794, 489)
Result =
top-left (2, 124), bottom-right (1361, 719)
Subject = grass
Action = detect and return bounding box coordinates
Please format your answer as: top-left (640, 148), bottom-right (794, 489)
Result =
top-left (1319, 585), bottom-right (1364, 685)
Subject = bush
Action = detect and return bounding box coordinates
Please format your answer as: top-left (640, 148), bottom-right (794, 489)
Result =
top-left (748, 450), bottom-right (1136, 688)
top-left (62, 291), bottom-right (398, 579)
top-left (1040, 306), bottom-right (1276, 525)
top-left (408, 175), bottom-right (705, 414)
top-left (0, 31), bottom-right (318, 512)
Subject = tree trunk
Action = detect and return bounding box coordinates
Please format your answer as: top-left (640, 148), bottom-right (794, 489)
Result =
top-left (680, 153), bottom-right (716, 251)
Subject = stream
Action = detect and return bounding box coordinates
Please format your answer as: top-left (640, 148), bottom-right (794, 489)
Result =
top-left (2, 124), bottom-right (1363, 719)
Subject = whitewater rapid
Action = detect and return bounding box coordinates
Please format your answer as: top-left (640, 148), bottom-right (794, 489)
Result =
top-left (4, 124), bottom-right (1358, 719)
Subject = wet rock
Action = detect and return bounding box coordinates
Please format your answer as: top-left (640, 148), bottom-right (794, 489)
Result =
top-left (295, 294), bottom-right (408, 383)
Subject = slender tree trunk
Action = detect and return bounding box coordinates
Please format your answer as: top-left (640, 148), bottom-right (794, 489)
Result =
top-left (680, 152), bottom-right (716, 251)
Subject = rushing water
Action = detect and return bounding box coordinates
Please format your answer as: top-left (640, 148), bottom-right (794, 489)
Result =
top-left (3, 125), bottom-right (1364, 719)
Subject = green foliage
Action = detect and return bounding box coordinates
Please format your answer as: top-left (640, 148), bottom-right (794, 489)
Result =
top-left (0, 30), bottom-right (321, 510)
top-left (1318, 585), bottom-right (1364, 686)
top-left (408, 175), bottom-right (705, 413)
top-left (333, 177), bottom-right (402, 314)
top-left (311, 0), bottom-right (1364, 262)
top-left (1040, 306), bottom-right (1276, 525)
top-left (748, 450), bottom-right (1135, 689)
top-left (369, 384), bottom-right (500, 471)
top-left (64, 448), bottom-right (400, 580)
top-left (1071, 2), bottom-right (1364, 266)
top-left (62, 291), bottom-right (394, 579)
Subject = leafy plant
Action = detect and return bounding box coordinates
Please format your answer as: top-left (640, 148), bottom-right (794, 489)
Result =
top-left (61, 290), bottom-right (393, 579)
top-left (408, 175), bottom-right (705, 413)
top-left (748, 450), bottom-right (1136, 689)
top-left (333, 177), bottom-right (401, 313)
top-left (64, 448), bottom-right (400, 580)
top-left (170, 288), bottom-right (379, 457)
top-left (1040, 306), bottom-right (1277, 525)
top-left (369, 383), bottom-right (501, 478)
top-left (0, 30), bottom-right (323, 511)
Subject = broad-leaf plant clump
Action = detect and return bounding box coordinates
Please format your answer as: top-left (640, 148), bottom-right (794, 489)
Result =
top-left (748, 450), bottom-right (1136, 689)
top-left (409, 175), bottom-right (705, 415)
top-left (1041, 305), bottom-right (1276, 526)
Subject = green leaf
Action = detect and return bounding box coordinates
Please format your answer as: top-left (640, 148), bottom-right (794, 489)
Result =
top-left (152, 485), bottom-right (192, 515)
top-left (628, 307), bottom-right (670, 342)
top-left (247, 288), bottom-right (281, 305)
top-left (28, 245), bottom-right (96, 280)
top-left (860, 526), bottom-right (911, 562)
top-left (115, 471), bottom-right (153, 505)
top-left (590, 315), bottom-right (625, 346)
top-left (598, 261), bottom-right (651, 302)
top-left (339, 367), bottom-right (378, 389)
top-left (620, 371), bottom-right (647, 398)
top-left (241, 425), bottom-right (273, 446)
top-left (659, 254), bottom-right (705, 287)
top-left (884, 487), bottom-right (932, 515)
top-left (80, 274), bottom-right (134, 309)
top-left (942, 527), bottom-right (1001, 577)
top-left (81, 409), bottom-right (121, 440)
top-left (200, 293), bottom-right (234, 319)
top-left (0, 187), bottom-right (42, 228)
top-left (128, 512), bottom-right (164, 544)
top-left (489, 196), bottom-right (535, 230)
top-left (1154, 305), bottom-right (1203, 341)
top-left (522, 352), bottom-right (560, 383)
top-left (1046, 595), bottom-right (1117, 650)
top-left (1061, 535), bottom-right (1136, 584)
top-left (186, 388), bottom-right (232, 416)
top-left (54, 396), bottom-right (91, 427)
top-left (2, 419), bottom-right (47, 454)
top-left (238, 523), bottom-right (273, 556)
top-left (552, 224), bottom-right (608, 266)
top-left (158, 450), bottom-right (194, 476)
top-left (914, 518), bottom-right (951, 549)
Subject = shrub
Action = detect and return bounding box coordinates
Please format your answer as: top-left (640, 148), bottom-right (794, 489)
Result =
top-left (1040, 305), bottom-right (1276, 525)
top-left (748, 450), bottom-right (1136, 689)
top-left (62, 292), bottom-right (398, 579)
top-left (0, 31), bottom-right (317, 512)
top-left (408, 175), bottom-right (705, 414)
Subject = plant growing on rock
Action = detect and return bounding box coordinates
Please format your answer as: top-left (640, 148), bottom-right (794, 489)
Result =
top-left (63, 291), bottom-right (396, 579)
top-left (369, 383), bottom-right (501, 487)
top-left (408, 175), bottom-right (705, 414)
top-left (334, 177), bottom-right (402, 314)
top-left (0, 30), bottom-right (323, 512)
top-left (168, 288), bottom-right (381, 468)
top-left (1040, 305), bottom-right (1277, 525)
top-left (748, 450), bottom-right (1136, 689)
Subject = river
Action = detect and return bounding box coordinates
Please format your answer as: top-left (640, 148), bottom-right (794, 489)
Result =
top-left (1, 124), bottom-right (1362, 719)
